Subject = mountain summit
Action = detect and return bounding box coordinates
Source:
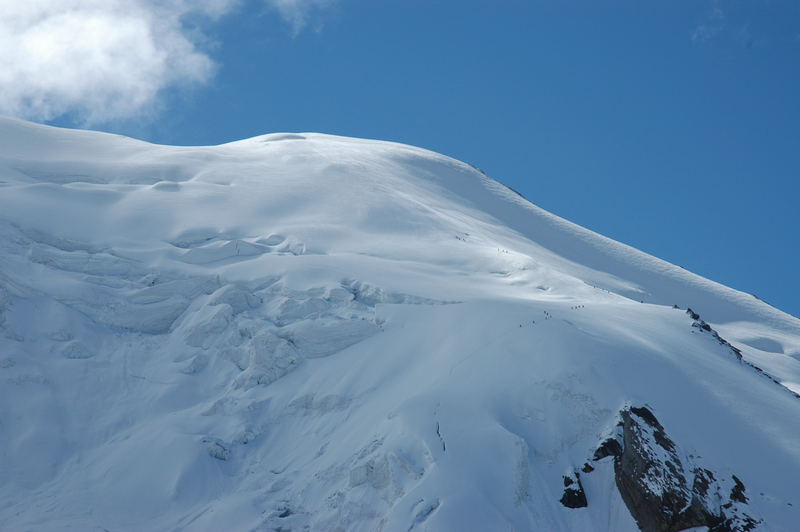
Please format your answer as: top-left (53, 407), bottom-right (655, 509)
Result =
top-left (1, 117), bottom-right (798, 531)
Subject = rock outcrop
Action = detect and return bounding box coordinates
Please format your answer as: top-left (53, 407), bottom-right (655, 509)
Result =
top-left (565, 405), bottom-right (761, 532)
top-left (559, 471), bottom-right (588, 509)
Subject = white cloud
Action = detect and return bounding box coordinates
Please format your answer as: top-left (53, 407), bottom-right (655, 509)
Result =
top-left (692, 0), bottom-right (725, 44)
top-left (266, 0), bottom-right (334, 34)
top-left (0, 0), bottom-right (333, 125)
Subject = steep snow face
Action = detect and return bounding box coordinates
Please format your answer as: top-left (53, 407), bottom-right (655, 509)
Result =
top-left (0, 117), bottom-right (798, 531)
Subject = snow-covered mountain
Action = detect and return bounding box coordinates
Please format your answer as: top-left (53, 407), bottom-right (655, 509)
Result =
top-left (1, 117), bottom-right (798, 531)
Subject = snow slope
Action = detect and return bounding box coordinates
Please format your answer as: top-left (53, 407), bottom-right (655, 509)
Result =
top-left (0, 116), bottom-right (798, 531)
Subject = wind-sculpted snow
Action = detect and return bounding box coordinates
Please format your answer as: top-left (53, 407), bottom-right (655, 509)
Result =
top-left (0, 116), bottom-right (799, 531)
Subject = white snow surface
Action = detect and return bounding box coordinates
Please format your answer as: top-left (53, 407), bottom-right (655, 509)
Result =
top-left (0, 116), bottom-right (798, 531)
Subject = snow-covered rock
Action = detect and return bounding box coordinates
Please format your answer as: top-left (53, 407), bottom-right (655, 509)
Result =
top-left (0, 117), bottom-right (798, 531)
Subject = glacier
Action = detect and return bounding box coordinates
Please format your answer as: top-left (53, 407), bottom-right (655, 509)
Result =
top-left (0, 117), bottom-right (798, 531)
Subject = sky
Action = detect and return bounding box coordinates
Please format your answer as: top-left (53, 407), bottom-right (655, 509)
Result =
top-left (2, 0), bottom-right (799, 317)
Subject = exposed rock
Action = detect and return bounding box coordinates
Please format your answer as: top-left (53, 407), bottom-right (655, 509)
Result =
top-left (559, 472), bottom-right (588, 509)
top-left (730, 475), bottom-right (748, 504)
top-left (686, 309), bottom-right (800, 400)
top-left (570, 405), bottom-right (761, 531)
top-left (593, 436), bottom-right (623, 461)
top-left (687, 308), bottom-right (739, 359)
top-left (619, 407), bottom-right (710, 531)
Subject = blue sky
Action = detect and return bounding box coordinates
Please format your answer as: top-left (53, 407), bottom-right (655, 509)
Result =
top-left (7, 1), bottom-right (799, 316)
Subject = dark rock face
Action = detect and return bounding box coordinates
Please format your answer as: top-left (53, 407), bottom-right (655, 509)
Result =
top-left (593, 437), bottom-right (623, 461)
top-left (613, 406), bottom-right (709, 532)
top-left (563, 405), bottom-right (760, 531)
top-left (559, 473), bottom-right (588, 509)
